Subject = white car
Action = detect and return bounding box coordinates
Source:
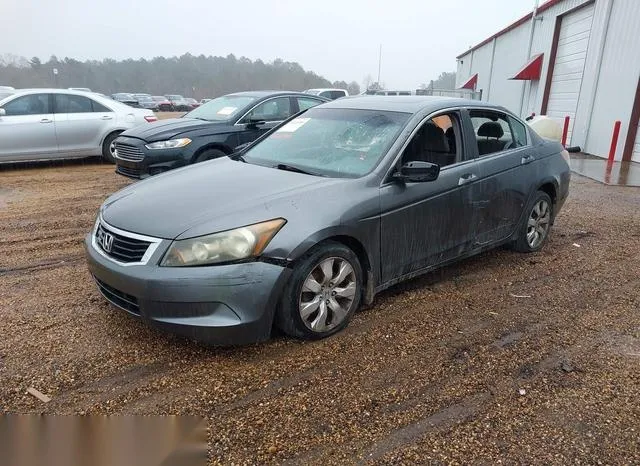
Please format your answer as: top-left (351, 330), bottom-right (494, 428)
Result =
top-left (304, 88), bottom-right (348, 100)
top-left (0, 89), bottom-right (157, 163)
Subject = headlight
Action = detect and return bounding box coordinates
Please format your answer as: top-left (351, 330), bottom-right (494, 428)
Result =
top-left (160, 218), bottom-right (286, 267)
top-left (145, 138), bottom-right (191, 150)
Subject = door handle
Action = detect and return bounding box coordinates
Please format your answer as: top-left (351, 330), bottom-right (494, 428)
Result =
top-left (40, 118), bottom-right (53, 124)
top-left (458, 173), bottom-right (477, 186)
top-left (101, 115), bottom-right (113, 120)
top-left (521, 154), bottom-right (535, 165)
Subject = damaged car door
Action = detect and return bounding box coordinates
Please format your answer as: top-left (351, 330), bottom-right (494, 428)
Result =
top-left (379, 111), bottom-right (480, 284)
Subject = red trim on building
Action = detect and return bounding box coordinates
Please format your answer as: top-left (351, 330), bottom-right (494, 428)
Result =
top-left (459, 74), bottom-right (478, 90)
top-left (510, 54), bottom-right (544, 80)
top-left (456, 0), bottom-right (567, 59)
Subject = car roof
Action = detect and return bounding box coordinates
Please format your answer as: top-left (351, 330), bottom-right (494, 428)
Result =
top-left (227, 90), bottom-right (320, 98)
top-left (318, 95), bottom-right (503, 114)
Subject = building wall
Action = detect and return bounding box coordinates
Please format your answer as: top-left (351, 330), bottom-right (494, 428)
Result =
top-left (455, 0), bottom-right (640, 160)
top-left (584, 0), bottom-right (640, 160)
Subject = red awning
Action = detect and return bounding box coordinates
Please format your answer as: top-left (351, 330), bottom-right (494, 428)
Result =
top-left (458, 73), bottom-right (478, 90)
top-left (510, 53), bottom-right (544, 80)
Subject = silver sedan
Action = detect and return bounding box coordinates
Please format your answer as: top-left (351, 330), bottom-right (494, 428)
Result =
top-left (0, 89), bottom-right (157, 163)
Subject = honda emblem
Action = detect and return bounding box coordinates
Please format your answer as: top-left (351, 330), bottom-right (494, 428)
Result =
top-left (100, 230), bottom-right (114, 253)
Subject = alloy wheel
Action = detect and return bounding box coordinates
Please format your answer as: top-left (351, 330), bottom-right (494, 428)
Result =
top-left (298, 257), bottom-right (357, 333)
top-left (527, 199), bottom-right (551, 248)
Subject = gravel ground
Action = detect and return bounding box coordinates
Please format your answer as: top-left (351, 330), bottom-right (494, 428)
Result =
top-left (0, 163), bottom-right (639, 465)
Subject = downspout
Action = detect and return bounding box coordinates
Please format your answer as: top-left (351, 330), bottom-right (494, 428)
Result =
top-left (582, 0), bottom-right (614, 152)
top-left (486, 37), bottom-right (497, 101)
top-left (519, 0), bottom-right (540, 116)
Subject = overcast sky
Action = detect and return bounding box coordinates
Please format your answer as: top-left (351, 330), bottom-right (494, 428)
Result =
top-left (5, 0), bottom-right (537, 89)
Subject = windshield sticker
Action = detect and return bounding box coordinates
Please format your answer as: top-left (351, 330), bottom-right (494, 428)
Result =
top-left (217, 106), bottom-right (237, 115)
top-left (277, 117), bottom-right (310, 133)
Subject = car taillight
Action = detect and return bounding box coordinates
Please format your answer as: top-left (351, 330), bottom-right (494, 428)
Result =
top-left (144, 116), bottom-right (157, 123)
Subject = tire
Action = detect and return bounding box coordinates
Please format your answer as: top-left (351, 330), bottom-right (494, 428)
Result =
top-left (512, 191), bottom-right (553, 253)
top-left (101, 131), bottom-right (122, 164)
top-left (276, 241), bottom-right (363, 340)
top-left (195, 148), bottom-right (226, 163)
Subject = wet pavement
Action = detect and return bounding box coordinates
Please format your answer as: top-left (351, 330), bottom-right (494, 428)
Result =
top-left (571, 157), bottom-right (640, 187)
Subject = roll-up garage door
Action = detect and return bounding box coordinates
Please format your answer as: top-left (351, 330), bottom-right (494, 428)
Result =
top-left (546, 2), bottom-right (596, 145)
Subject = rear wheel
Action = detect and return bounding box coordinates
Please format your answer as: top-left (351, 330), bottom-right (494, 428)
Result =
top-left (276, 242), bottom-right (363, 340)
top-left (101, 132), bottom-right (122, 164)
top-left (513, 191), bottom-right (553, 252)
top-left (195, 148), bottom-right (226, 163)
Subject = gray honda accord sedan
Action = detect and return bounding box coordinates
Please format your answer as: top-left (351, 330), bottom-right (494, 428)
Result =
top-left (85, 96), bottom-right (570, 345)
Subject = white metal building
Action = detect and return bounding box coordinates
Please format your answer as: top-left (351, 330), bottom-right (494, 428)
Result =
top-left (456, 0), bottom-right (640, 162)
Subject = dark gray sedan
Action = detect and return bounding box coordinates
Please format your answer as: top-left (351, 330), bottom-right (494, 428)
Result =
top-left (85, 96), bottom-right (570, 345)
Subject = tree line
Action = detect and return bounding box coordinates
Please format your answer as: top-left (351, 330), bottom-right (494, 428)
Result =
top-left (0, 54), bottom-right (361, 98)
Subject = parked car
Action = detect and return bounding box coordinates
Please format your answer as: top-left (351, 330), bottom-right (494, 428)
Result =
top-left (0, 89), bottom-right (157, 163)
top-left (200, 98), bottom-right (212, 105)
top-left (184, 97), bottom-right (200, 109)
top-left (165, 95), bottom-right (190, 111)
top-left (375, 90), bottom-right (413, 96)
top-left (304, 88), bottom-right (348, 100)
top-left (111, 93), bottom-right (140, 107)
top-left (152, 96), bottom-right (173, 111)
top-left (114, 91), bottom-right (328, 179)
top-left (87, 96), bottom-right (570, 345)
top-left (134, 95), bottom-right (160, 111)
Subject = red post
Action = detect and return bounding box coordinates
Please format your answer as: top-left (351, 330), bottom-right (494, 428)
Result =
top-left (608, 120), bottom-right (622, 163)
top-left (561, 116), bottom-right (570, 147)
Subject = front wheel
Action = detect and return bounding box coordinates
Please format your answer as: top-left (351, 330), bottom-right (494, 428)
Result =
top-left (276, 242), bottom-right (363, 340)
top-left (512, 191), bottom-right (553, 252)
top-left (101, 132), bottom-right (121, 164)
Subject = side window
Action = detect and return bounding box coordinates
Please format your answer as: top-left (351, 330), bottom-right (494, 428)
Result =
top-left (55, 94), bottom-right (93, 113)
top-left (319, 91), bottom-right (333, 99)
top-left (246, 97), bottom-right (292, 122)
top-left (297, 97), bottom-right (322, 111)
top-left (401, 113), bottom-right (461, 168)
top-left (2, 94), bottom-right (50, 116)
top-left (469, 110), bottom-right (515, 156)
top-left (508, 115), bottom-right (528, 147)
top-left (330, 90), bottom-right (346, 100)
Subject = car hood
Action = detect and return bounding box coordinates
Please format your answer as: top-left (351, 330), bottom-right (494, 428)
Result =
top-left (119, 117), bottom-right (228, 142)
top-left (102, 158), bottom-right (346, 240)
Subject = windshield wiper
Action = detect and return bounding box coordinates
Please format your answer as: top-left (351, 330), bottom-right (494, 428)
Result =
top-left (274, 163), bottom-right (321, 176)
top-left (229, 153), bottom-right (246, 162)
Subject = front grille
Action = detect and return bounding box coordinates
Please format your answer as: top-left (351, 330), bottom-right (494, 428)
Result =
top-left (95, 222), bottom-right (151, 263)
top-left (94, 276), bottom-right (140, 314)
top-left (116, 165), bottom-right (141, 179)
top-left (114, 142), bottom-right (144, 162)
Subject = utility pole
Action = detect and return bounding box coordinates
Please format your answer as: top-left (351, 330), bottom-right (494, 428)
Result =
top-left (377, 44), bottom-right (382, 87)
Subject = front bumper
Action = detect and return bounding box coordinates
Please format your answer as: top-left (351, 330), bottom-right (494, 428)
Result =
top-left (85, 234), bottom-right (291, 346)
top-left (115, 136), bottom-right (191, 179)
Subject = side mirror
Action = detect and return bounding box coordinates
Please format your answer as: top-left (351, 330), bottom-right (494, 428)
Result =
top-left (246, 117), bottom-right (266, 128)
top-left (0, 108), bottom-right (5, 117)
top-left (394, 161), bottom-right (440, 183)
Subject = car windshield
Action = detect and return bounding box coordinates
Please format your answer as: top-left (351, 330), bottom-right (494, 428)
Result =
top-left (243, 108), bottom-right (410, 178)
top-left (184, 95), bottom-right (258, 121)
